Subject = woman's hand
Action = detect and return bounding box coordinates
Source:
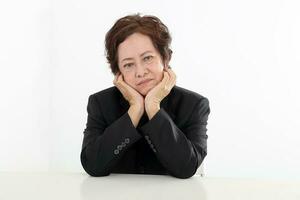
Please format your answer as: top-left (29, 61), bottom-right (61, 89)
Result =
top-left (144, 67), bottom-right (176, 119)
top-left (113, 72), bottom-right (145, 110)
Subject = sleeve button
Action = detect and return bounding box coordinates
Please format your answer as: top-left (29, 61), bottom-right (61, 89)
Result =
top-left (114, 149), bottom-right (119, 155)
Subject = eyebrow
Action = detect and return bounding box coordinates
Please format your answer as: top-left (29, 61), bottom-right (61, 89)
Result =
top-left (121, 51), bottom-right (153, 63)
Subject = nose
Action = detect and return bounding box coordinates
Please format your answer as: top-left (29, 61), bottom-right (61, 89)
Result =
top-left (135, 63), bottom-right (148, 78)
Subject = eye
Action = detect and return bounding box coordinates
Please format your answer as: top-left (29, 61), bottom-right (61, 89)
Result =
top-left (124, 63), bottom-right (133, 68)
top-left (143, 56), bottom-right (153, 61)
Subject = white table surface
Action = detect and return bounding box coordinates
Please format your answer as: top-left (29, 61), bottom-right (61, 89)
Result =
top-left (0, 172), bottom-right (299, 200)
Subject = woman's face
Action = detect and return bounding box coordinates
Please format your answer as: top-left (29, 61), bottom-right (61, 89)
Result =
top-left (117, 32), bottom-right (168, 96)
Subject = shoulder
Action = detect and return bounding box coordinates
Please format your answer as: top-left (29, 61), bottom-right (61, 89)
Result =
top-left (91, 86), bottom-right (118, 97)
top-left (88, 86), bottom-right (120, 102)
top-left (168, 85), bottom-right (210, 125)
top-left (171, 85), bottom-right (209, 106)
top-left (85, 86), bottom-right (123, 112)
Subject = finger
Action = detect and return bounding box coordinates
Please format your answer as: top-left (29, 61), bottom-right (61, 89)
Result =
top-left (113, 72), bottom-right (120, 85)
top-left (113, 76), bottom-right (118, 85)
top-left (115, 74), bottom-right (126, 93)
top-left (118, 74), bottom-right (128, 89)
top-left (165, 68), bottom-right (176, 89)
top-left (162, 71), bottom-right (170, 85)
top-left (116, 73), bottom-right (130, 92)
top-left (166, 67), bottom-right (176, 80)
top-left (161, 72), bottom-right (171, 91)
top-left (115, 74), bottom-right (127, 94)
top-left (170, 68), bottom-right (176, 86)
top-left (116, 73), bottom-right (124, 84)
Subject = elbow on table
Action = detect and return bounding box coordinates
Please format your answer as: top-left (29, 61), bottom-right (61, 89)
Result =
top-left (171, 154), bottom-right (206, 179)
top-left (168, 163), bottom-right (198, 179)
top-left (81, 163), bottom-right (111, 177)
top-left (171, 169), bottom-right (197, 179)
top-left (85, 169), bottom-right (111, 177)
top-left (80, 150), bottom-right (111, 177)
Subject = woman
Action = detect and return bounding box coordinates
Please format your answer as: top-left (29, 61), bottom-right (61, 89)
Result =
top-left (80, 13), bottom-right (210, 179)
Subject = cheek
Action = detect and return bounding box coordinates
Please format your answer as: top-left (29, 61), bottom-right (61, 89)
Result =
top-left (154, 68), bottom-right (164, 82)
top-left (154, 63), bottom-right (164, 81)
top-left (152, 59), bottom-right (164, 69)
top-left (149, 62), bottom-right (163, 76)
top-left (123, 75), bottom-right (135, 87)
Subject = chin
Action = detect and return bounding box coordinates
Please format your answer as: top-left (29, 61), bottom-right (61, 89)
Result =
top-left (138, 87), bottom-right (152, 97)
top-left (136, 81), bottom-right (157, 96)
top-left (138, 90), bottom-right (148, 97)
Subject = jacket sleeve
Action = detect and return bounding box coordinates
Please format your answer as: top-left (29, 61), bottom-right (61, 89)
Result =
top-left (80, 94), bottom-right (142, 177)
top-left (139, 97), bottom-right (210, 179)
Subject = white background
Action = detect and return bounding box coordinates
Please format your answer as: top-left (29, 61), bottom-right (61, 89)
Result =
top-left (0, 0), bottom-right (299, 180)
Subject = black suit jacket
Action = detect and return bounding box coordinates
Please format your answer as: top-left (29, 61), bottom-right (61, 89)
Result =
top-left (80, 85), bottom-right (210, 179)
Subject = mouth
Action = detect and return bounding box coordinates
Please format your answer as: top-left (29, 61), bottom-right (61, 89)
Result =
top-left (137, 79), bottom-right (153, 86)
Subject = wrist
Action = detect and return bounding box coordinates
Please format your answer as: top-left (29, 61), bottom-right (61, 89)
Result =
top-left (145, 100), bottom-right (159, 110)
top-left (129, 105), bottom-right (144, 117)
top-left (146, 104), bottom-right (160, 119)
top-left (146, 104), bottom-right (160, 112)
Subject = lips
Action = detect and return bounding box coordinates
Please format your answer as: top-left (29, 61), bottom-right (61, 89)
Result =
top-left (137, 79), bottom-right (153, 86)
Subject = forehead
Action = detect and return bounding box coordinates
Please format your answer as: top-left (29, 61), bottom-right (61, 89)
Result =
top-left (118, 32), bottom-right (157, 60)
